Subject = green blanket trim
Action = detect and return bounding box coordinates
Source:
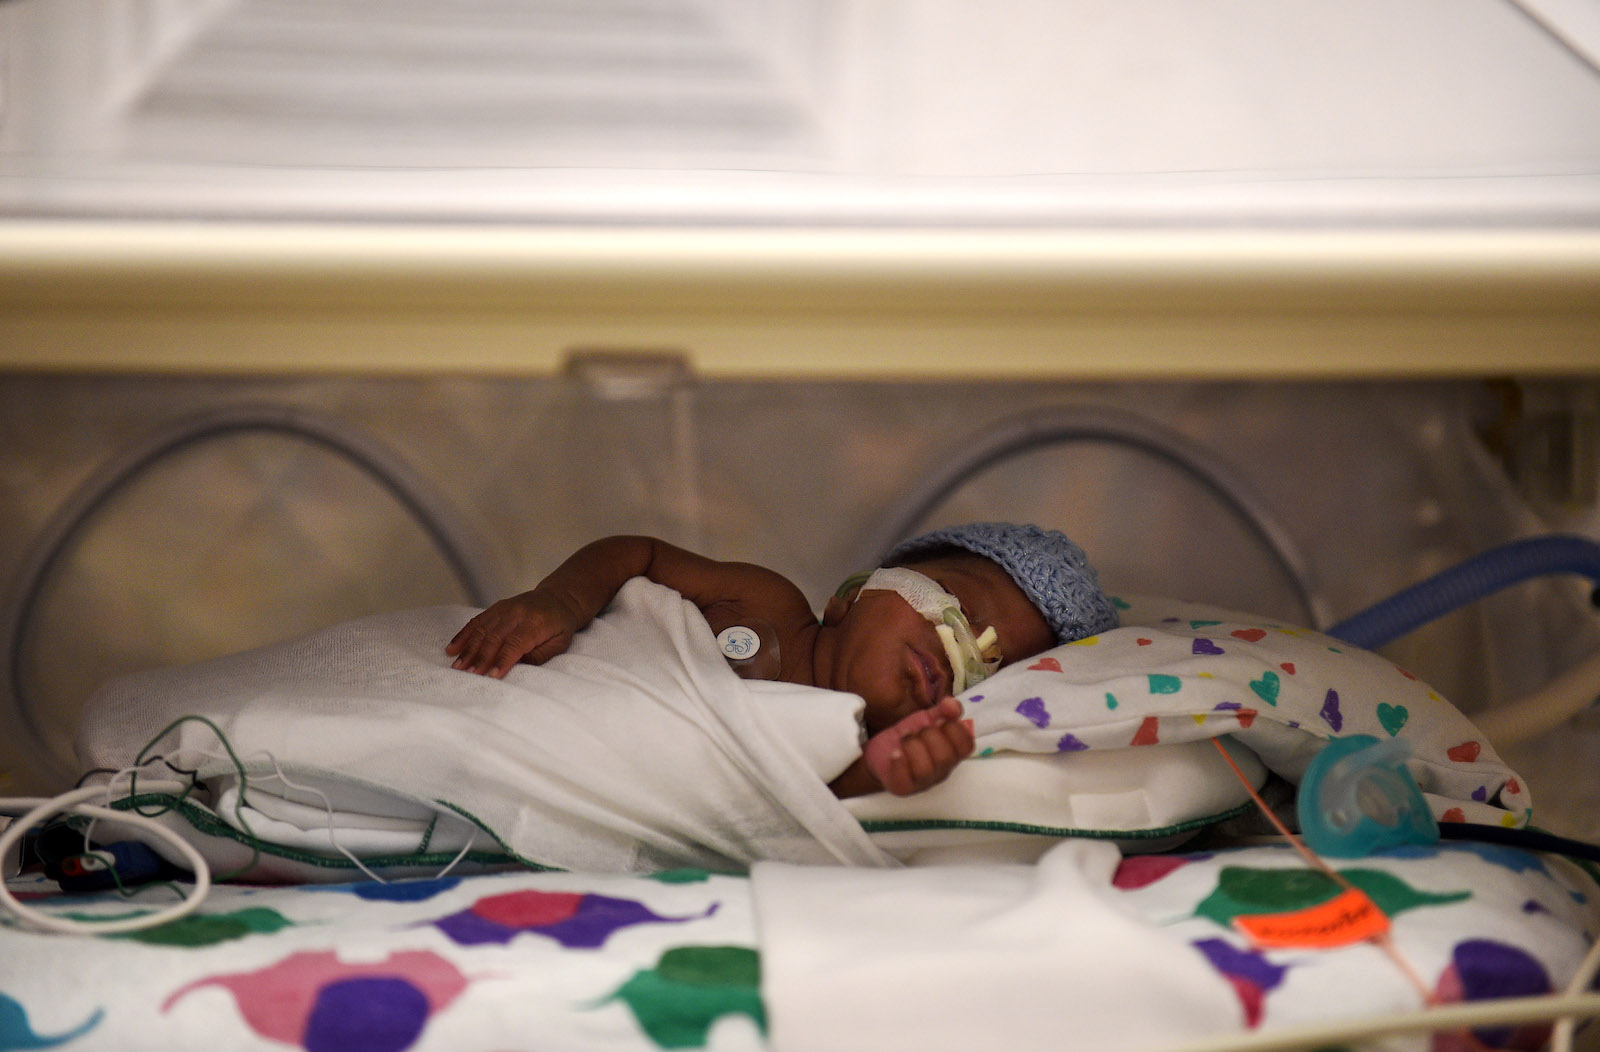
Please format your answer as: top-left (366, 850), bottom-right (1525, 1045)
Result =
top-left (108, 793), bottom-right (1252, 875)
top-left (857, 800), bottom-right (1253, 840)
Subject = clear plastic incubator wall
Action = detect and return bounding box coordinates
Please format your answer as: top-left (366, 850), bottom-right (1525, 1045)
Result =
top-left (2, 2), bottom-right (1600, 1046)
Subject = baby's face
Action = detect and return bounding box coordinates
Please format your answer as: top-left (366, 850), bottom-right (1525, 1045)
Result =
top-left (828, 553), bottom-right (1053, 734)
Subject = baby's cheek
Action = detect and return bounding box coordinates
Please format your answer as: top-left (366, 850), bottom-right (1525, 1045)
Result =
top-left (852, 672), bottom-right (902, 731)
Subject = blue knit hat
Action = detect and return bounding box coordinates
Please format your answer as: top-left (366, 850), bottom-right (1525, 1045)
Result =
top-left (885, 522), bottom-right (1118, 644)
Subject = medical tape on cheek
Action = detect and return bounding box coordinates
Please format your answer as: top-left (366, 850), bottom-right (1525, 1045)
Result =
top-left (857, 568), bottom-right (1001, 693)
top-left (858, 567), bottom-right (957, 621)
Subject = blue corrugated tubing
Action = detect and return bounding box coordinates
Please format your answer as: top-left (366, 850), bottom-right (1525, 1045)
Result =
top-left (1328, 534), bottom-right (1600, 650)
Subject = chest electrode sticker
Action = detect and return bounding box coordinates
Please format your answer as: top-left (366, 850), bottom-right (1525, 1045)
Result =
top-left (717, 626), bottom-right (761, 662)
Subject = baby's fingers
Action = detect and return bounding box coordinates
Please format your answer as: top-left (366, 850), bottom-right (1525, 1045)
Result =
top-left (877, 752), bottom-right (916, 797)
top-left (450, 614), bottom-right (525, 677)
top-left (903, 722), bottom-right (975, 793)
top-left (446, 620), bottom-right (490, 669)
top-left (914, 727), bottom-right (960, 777)
top-left (880, 733), bottom-right (936, 796)
top-left (881, 737), bottom-right (940, 795)
top-left (445, 620), bottom-right (477, 656)
top-left (942, 716), bottom-right (977, 758)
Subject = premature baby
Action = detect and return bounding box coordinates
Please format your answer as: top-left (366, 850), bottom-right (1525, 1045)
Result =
top-left (448, 522), bottom-right (1117, 799)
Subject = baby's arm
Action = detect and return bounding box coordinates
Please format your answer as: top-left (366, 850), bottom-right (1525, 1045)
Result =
top-left (448, 535), bottom-right (805, 678)
top-left (829, 697), bottom-right (975, 798)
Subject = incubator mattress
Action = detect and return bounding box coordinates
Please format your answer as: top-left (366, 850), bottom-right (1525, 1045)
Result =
top-left (2, 839), bottom-right (1594, 1051)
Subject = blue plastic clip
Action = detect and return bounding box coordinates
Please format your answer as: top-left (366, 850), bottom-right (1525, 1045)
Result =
top-left (1297, 734), bottom-right (1439, 857)
top-left (54, 841), bottom-right (170, 892)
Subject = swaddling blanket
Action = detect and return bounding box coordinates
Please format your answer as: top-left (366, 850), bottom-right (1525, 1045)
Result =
top-left (76, 578), bottom-right (891, 873)
top-left (755, 839), bottom-right (1241, 1052)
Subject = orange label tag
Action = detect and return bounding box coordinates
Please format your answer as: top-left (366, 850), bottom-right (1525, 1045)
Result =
top-left (1232, 888), bottom-right (1390, 949)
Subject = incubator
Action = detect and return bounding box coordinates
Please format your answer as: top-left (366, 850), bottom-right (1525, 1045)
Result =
top-left (2, 3), bottom-right (1600, 1049)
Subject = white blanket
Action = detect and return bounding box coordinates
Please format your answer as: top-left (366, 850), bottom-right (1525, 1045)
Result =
top-left (753, 839), bottom-right (1239, 1052)
top-left (76, 578), bottom-right (892, 873)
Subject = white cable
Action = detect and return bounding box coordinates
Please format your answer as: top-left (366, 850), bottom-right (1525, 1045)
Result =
top-left (247, 755), bottom-right (391, 885)
top-left (1551, 933), bottom-right (1600, 1052)
top-left (175, 744), bottom-right (385, 883)
top-left (78, 760), bottom-right (195, 855)
top-left (3, 748), bottom-right (486, 934)
top-left (0, 786), bottom-right (212, 936)
top-left (192, 745), bottom-right (484, 883)
top-left (1157, 990), bottom-right (1600, 1052)
top-left (432, 826), bottom-right (478, 881)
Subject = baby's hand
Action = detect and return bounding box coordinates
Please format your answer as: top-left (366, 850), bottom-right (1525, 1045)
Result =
top-left (446, 590), bottom-right (580, 677)
top-left (862, 697), bottom-right (975, 796)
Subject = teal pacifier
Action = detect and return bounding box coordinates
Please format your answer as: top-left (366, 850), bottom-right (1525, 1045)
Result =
top-left (1296, 734), bottom-right (1439, 857)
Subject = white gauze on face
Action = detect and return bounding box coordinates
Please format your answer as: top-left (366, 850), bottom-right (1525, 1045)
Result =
top-left (856, 567), bottom-right (1001, 694)
top-left (857, 567), bottom-right (959, 621)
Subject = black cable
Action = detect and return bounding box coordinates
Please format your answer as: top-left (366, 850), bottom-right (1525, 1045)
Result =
top-left (73, 767), bottom-right (119, 789)
top-left (1438, 821), bottom-right (1600, 864)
